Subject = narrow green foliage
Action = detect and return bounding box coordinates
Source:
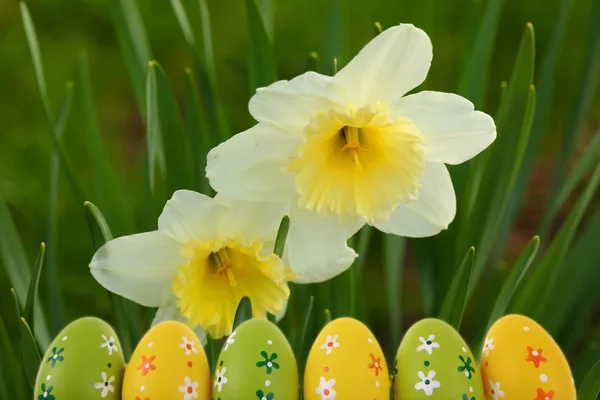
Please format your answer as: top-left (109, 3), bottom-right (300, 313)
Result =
top-left (171, 0), bottom-right (197, 50)
top-left (578, 360), bottom-right (600, 399)
top-left (78, 52), bottom-right (133, 236)
top-left (46, 81), bottom-right (74, 333)
top-left (512, 163), bottom-right (600, 320)
top-left (306, 51), bottom-right (321, 72)
top-left (24, 243), bottom-right (45, 335)
top-left (111, 0), bottom-right (152, 115)
top-left (0, 200), bottom-right (50, 347)
top-left (20, 2), bottom-right (87, 204)
top-left (297, 296), bottom-right (315, 374)
top-left (20, 317), bottom-right (42, 385)
top-left (246, 0), bottom-right (277, 92)
top-left (323, 309), bottom-right (332, 325)
top-left (0, 309), bottom-right (25, 399)
top-left (145, 61), bottom-right (161, 225)
top-left (84, 201), bottom-right (135, 358)
top-left (383, 234), bottom-right (405, 359)
top-left (183, 68), bottom-right (212, 193)
top-left (154, 62), bottom-right (193, 193)
top-left (465, 24), bottom-right (536, 297)
top-left (458, 0), bottom-right (503, 107)
top-left (233, 297), bottom-right (253, 330)
top-left (273, 215), bottom-right (290, 258)
top-left (484, 236), bottom-right (540, 334)
top-left (541, 129), bottom-right (600, 236)
top-left (548, 0), bottom-right (600, 209)
top-left (439, 247), bottom-right (475, 330)
top-left (323, 0), bottom-right (349, 73)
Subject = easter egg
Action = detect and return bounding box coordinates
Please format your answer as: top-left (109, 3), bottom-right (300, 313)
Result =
top-left (480, 314), bottom-right (576, 399)
top-left (122, 320), bottom-right (211, 400)
top-left (304, 317), bottom-right (389, 399)
top-left (34, 316), bottom-right (125, 399)
top-left (393, 318), bottom-right (484, 399)
top-left (213, 318), bottom-right (298, 399)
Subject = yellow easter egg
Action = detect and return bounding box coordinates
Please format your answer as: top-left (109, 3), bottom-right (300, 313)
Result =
top-left (304, 317), bottom-right (389, 399)
top-left (122, 321), bottom-right (211, 400)
top-left (480, 314), bottom-right (576, 399)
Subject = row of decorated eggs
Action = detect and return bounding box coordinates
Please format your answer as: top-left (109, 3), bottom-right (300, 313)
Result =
top-left (34, 314), bottom-right (576, 399)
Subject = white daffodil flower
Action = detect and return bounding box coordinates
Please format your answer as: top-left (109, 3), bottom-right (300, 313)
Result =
top-left (207, 24), bottom-right (496, 283)
top-left (90, 190), bottom-right (295, 339)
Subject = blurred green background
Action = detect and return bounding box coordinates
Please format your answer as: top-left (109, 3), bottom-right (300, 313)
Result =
top-left (2, 0), bottom-right (600, 389)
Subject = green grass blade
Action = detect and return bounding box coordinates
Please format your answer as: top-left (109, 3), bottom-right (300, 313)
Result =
top-left (46, 81), bottom-right (74, 334)
top-left (20, 317), bottom-right (41, 385)
top-left (297, 295), bottom-right (315, 376)
top-left (196, 0), bottom-right (229, 141)
top-left (323, 0), bottom-right (349, 73)
top-left (84, 201), bottom-right (137, 358)
top-left (0, 199), bottom-right (51, 348)
top-left (171, 0), bottom-right (197, 50)
top-left (145, 61), bottom-right (160, 226)
top-left (547, 0), bottom-right (600, 211)
top-left (0, 308), bottom-right (25, 399)
top-left (457, 0), bottom-right (503, 107)
top-left (23, 243), bottom-right (45, 335)
top-left (465, 24), bottom-right (536, 297)
top-left (483, 236), bottom-right (540, 333)
top-left (323, 309), bottom-right (332, 325)
top-left (154, 62), bottom-right (193, 193)
top-left (383, 234), bottom-right (405, 359)
top-left (512, 162), bottom-right (600, 320)
top-left (20, 2), bottom-right (87, 204)
top-left (273, 215), bottom-right (290, 258)
top-left (233, 296), bottom-right (253, 330)
top-left (111, 0), bottom-right (153, 116)
top-left (245, 0), bottom-right (277, 92)
top-left (578, 360), bottom-right (600, 399)
top-left (439, 247), bottom-right (475, 330)
top-left (78, 52), bottom-right (133, 236)
top-left (541, 128), bottom-right (600, 236)
top-left (183, 68), bottom-right (211, 193)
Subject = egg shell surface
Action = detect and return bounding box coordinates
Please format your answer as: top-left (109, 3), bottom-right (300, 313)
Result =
top-left (304, 317), bottom-right (390, 399)
top-left (122, 320), bottom-right (211, 400)
top-left (34, 316), bottom-right (125, 400)
top-left (394, 318), bottom-right (484, 399)
top-left (213, 318), bottom-right (298, 399)
top-left (480, 314), bottom-right (575, 400)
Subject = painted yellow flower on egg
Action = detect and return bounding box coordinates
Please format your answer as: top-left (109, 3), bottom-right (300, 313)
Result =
top-left (207, 24), bottom-right (496, 283)
top-left (90, 190), bottom-right (294, 339)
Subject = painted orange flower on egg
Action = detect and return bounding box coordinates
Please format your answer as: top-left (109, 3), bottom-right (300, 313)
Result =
top-left (137, 355), bottom-right (156, 376)
top-left (525, 346), bottom-right (548, 368)
top-left (368, 354), bottom-right (383, 376)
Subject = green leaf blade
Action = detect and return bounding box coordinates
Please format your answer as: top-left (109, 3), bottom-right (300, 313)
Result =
top-left (578, 360), bottom-right (600, 399)
top-left (245, 0), bottom-right (278, 92)
top-left (439, 247), bottom-right (475, 330)
top-left (233, 296), bottom-right (253, 330)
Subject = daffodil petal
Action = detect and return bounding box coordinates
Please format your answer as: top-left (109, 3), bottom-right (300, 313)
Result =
top-left (152, 295), bottom-right (208, 345)
top-left (158, 190), bottom-right (226, 243)
top-left (90, 231), bottom-right (182, 307)
top-left (375, 162), bottom-right (456, 237)
top-left (334, 24), bottom-right (432, 106)
top-left (286, 207), bottom-right (361, 283)
top-left (215, 194), bottom-right (289, 242)
top-left (249, 71), bottom-right (346, 130)
top-left (393, 91), bottom-right (497, 165)
top-left (206, 123), bottom-right (299, 202)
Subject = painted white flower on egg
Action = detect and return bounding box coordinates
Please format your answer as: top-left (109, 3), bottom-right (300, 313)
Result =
top-left (488, 380), bottom-right (505, 400)
top-left (179, 377), bottom-right (199, 400)
top-left (320, 335), bottom-right (340, 355)
top-left (100, 334), bottom-right (118, 355)
top-left (179, 336), bottom-right (199, 356)
top-left (416, 334), bottom-right (440, 355)
top-left (415, 370), bottom-right (440, 396)
top-left (223, 331), bottom-right (236, 351)
top-left (316, 377), bottom-right (337, 399)
top-left (213, 367), bottom-right (228, 392)
top-left (93, 372), bottom-right (115, 398)
top-left (482, 337), bottom-right (495, 358)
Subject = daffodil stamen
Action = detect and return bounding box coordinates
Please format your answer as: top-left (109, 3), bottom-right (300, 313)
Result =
top-left (210, 248), bottom-right (237, 286)
top-left (340, 126), bottom-right (365, 169)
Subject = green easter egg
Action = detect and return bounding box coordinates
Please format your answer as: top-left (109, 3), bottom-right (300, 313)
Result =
top-left (394, 318), bottom-right (484, 399)
top-left (213, 318), bottom-right (299, 399)
top-left (34, 317), bottom-right (125, 400)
